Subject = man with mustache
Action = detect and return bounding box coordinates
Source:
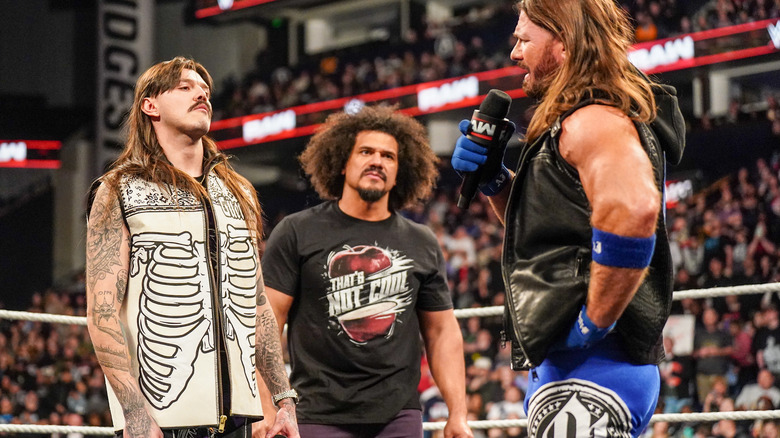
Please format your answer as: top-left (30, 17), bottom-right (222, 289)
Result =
top-left (451, 1), bottom-right (686, 436)
top-left (86, 57), bottom-right (298, 438)
top-left (257, 105), bottom-right (472, 438)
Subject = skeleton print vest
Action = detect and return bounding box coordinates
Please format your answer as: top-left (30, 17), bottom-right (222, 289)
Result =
top-left (106, 172), bottom-right (262, 429)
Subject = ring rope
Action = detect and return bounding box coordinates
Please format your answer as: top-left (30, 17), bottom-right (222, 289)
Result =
top-left (422, 410), bottom-right (780, 430)
top-left (0, 309), bottom-right (87, 325)
top-left (3, 282), bottom-right (776, 324)
top-left (3, 410), bottom-right (780, 434)
top-left (452, 282), bottom-right (780, 318)
top-left (0, 425), bottom-right (115, 435)
top-left (2, 282), bottom-right (780, 434)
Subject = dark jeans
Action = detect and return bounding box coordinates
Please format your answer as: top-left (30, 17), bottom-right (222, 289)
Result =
top-left (115, 417), bottom-right (252, 438)
top-left (297, 409), bottom-right (423, 438)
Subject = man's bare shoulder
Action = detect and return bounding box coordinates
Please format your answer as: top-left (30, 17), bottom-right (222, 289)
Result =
top-left (558, 105), bottom-right (640, 166)
top-left (561, 105), bottom-right (635, 142)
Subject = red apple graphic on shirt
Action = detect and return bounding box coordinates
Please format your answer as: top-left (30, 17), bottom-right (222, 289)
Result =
top-left (338, 301), bottom-right (397, 343)
top-left (328, 245), bottom-right (397, 343)
top-left (328, 245), bottom-right (392, 277)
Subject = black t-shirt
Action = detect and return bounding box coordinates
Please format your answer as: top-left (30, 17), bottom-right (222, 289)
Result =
top-left (693, 328), bottom-right (732, 374)
top-left (262, 201), bottom-right (452, 424)
top-left (660, 354), bottom-right (695, 399)
top-left (752, 325), bottom-right (780, 378)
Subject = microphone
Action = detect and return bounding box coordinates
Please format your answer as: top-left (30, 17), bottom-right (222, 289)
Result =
top-left (457, 89), bottom-right (512, 209)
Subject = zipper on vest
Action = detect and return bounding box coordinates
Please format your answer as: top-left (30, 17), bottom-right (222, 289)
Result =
top-left (574, 254), bottom-right (584, 277)
top-left (218, 415), bottom-right (228, 433)
top-left (201, 182), bottom-right (228, 427)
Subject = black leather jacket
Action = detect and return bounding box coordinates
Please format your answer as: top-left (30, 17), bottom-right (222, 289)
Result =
top-left (502, 86), bottom-right (686, 370)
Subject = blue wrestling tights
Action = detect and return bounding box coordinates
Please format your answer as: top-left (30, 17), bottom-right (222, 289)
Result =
top-left (524, 335), bottom-right (660, 438)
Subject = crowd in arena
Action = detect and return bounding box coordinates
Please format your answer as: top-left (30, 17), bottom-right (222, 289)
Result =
top-left (211, 2), bottom-right (519, 122)
top-left (211, 0), bottom-right (780, 123)
top-left (2, 1), bottom-right (780, 437)
top-left (628, 0), bottom-right (780, 42)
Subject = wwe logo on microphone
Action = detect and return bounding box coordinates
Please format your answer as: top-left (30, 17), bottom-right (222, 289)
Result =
top-left (470, 118), bottom-right (498, 141)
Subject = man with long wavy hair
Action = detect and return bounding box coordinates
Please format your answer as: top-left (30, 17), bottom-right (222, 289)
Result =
top-left (451, 0), bottom-right (686, 436)
top-left (258, 105), bottom-right (472, 438)
top-left (86, 57), bottom-right (298, 438)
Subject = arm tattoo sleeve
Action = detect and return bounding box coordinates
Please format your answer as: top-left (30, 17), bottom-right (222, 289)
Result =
top-left (115, 378), bottom-right (153, 437)
top-left (255, 307), bottom-right (289, 395)
top-left (86, 192), bottom-right (126, 292)
top-left (92, 290), bottom-right (125, 344)
top-left (87, 186), bottom-right (145, 424)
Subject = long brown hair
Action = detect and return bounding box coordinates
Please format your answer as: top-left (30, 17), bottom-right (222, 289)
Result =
top-left (299, 105), bottom-right (439, 211)
top-left (97, 56), bottom-right (262, 239)
top-left (517, 0), bottom-right (657, 142)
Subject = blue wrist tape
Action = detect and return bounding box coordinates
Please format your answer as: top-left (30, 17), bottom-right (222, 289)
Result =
top-left (480, 165), bottom-right (511, 196)
top-left (591, 227), bottom-right (656, 269)
top-left (557, 305), bottom-right (616, 351)
top-left (576, 305), bottom-right (615, 338)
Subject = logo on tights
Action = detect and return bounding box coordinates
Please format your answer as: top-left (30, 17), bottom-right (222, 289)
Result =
top-left (528, 379), bottom-right (631, 438)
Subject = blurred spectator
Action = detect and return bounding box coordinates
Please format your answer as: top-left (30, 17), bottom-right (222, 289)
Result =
top-left (635, 10), bottom-right (659, 41)
top-left (694, 308), bottom-right (734, 404)
top-left (682, 237), bottom-right (706, 278)
top-left (425, 399), bottom-right (450, 438)
top-left (674, 267), bottom-right (699, 292)
top-left (464, 329), bottom-right (497, 365)
top-left (710, 394), bottom-right (751, 438)
top-left (485, 385), bottom-right (525, 438)
top-left (467, 357), bottom-right (501, 408)
top-left (722, 295), bottom-right (748, 326)
top-left (701, 377), bottom-right (731, 412)
top-left (753, 304), bottom-right (780, 381)
top-left (734, 369), bottom-right (780, 410)
top-left (710, 417), bottom-right (750, 438)
top-left (648, 421), bottom-right (671, 438)
top-left (703, 257), bottom-right (732, 311)
top-left (0, 396), bottom-right (12, 424)
top-left (757, 419), bottom-right (779, 438)
top-left (729, 318), bottom-right (758, 392)
top-left (660, 336), bottom-right (695, 413)
top-left (446, 226), bottom-right (478, 272)
top-left (485, 385), bottom-right (524, 422)
top-left (466, 391), bottom-right (487, 423)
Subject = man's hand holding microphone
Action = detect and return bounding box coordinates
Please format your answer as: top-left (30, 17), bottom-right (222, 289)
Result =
top-left (451, 89), bottom-right (516, 209)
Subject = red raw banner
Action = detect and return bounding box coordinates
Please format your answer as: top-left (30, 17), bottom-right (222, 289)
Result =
top-left (0, 140), bottom-right (61, 169)
top-left (193, 0), bottom-right (280, 19)
top-left (210, 67), bottom-right (526, 150)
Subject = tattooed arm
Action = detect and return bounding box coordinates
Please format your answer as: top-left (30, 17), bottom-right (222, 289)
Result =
top-left (254, 268), bottom-right (298, 438)
top-left (86, 183), bottom-right (162, 438)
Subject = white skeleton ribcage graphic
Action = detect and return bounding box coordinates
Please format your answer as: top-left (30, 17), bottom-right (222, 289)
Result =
top-left (219, 224), bottom-right (258, 396)
top-left (131, 231), bottom-right (214, 409)
top-left (130, 226), bottom-right (258, 409)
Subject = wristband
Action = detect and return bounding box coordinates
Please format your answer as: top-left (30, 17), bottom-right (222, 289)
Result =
top-left (480, 165), bottom-right (511, 196)
top-left (561, 305), bottom-right (616, 350)
top-left (592, 227), bottom-right (656, 269)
